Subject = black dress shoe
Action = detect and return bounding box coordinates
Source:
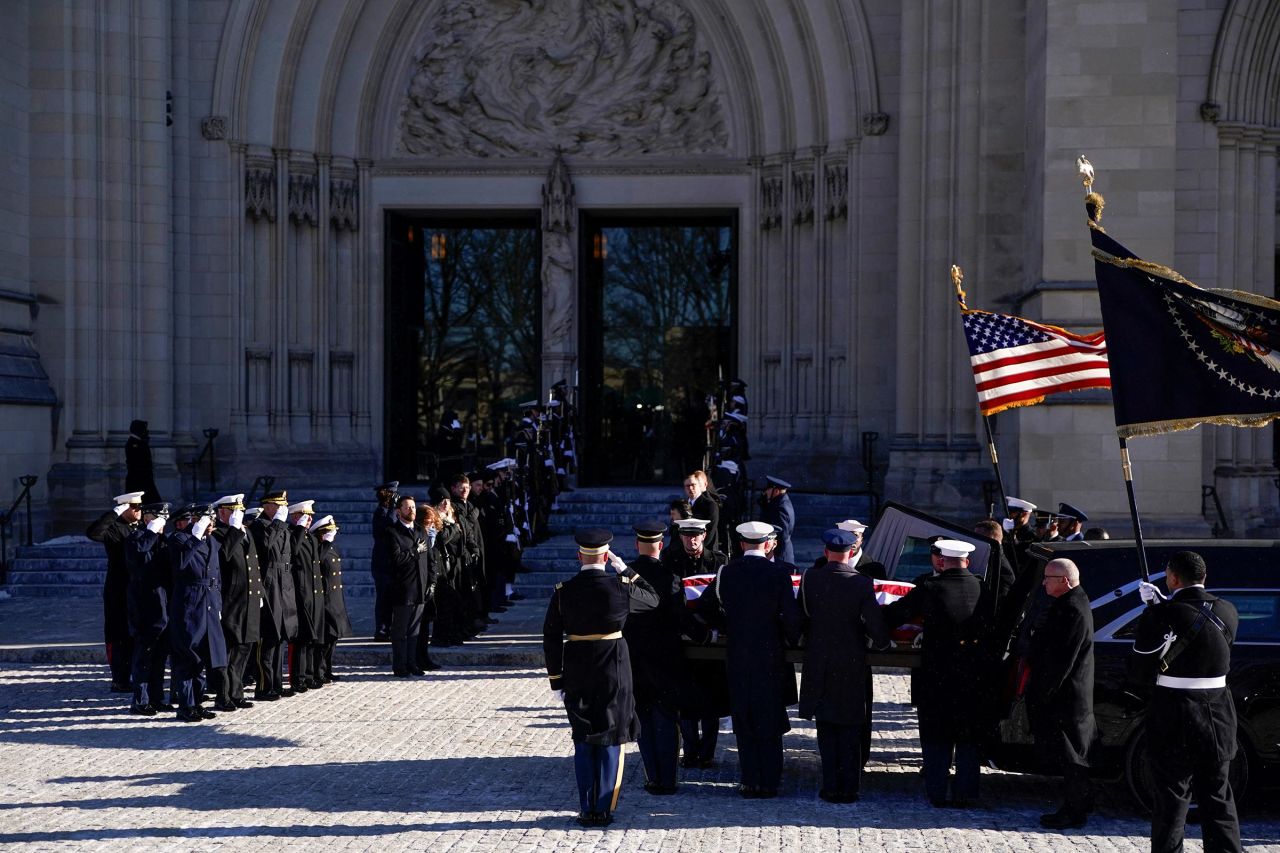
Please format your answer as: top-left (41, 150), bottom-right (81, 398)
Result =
top-left (129, 704), bottom-right (157, 717)
top-left (680, 755), bottom-right (699, 769)
top-left (392, 671), bottom-right (410, 678)
top-left (409, 667), bottom-right (427, 676)
top-left (234, 699), bottom-right (255, 709)
top-left (176, 708), bottom-right (204, 723)
top-left (737, 785), bottom-right (759, 799)
top-left (290, 684), bottom-right (309, 694)
top-left (212, 701), bottom-right (238, 712)
top-left (198, 707), bottom-right (217, 719)
top-left (574, 812), bottom-right (595, 827)
top-left (421, 660), bottom-right (442, 671)
top-left (307, 679), bottom-right (323, 690)
top-left (597, 812), bottom-right (614, 826)
top-left (1039, 808), bottom-right (1087, 829)
top-left (254, 692), bottom-right (280, 702)
top-left (819, 789), bottom-right (841, 804)
top-left (279, 688), bottom-right (296, 698)
top-left (326, 675), bottom-right (342, 683)
top-left (150, 702), bottom-right (176, 712)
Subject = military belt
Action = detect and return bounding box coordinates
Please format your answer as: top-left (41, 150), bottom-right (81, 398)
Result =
top-left (1155, 674), bottom-right (1226, 690)
top-left (566, 632), bottom-right (623, 642)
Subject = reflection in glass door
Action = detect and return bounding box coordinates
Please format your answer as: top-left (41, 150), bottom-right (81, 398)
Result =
top-left (581, 215), bottom-right (735, 485)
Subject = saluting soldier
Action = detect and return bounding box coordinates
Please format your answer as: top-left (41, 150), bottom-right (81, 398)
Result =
top-left (211, 493), bottom-right (262, 712)
top-left (167, 504), bottom-right (227, 723)
top-left (313, 515), bottom-right (353, 683)
top-left (621, 520), bottom-right (686, 795)
top-left (883, 539), bottom-right (991, 808)
top-left (123, 502), bottom-right (172, 715)
top-left (693, 520), bottom-right (803, 799)
top-left (249, 490), bottom-right (295, 701)
top-left (661, 517), bottom-right (730, 768)
top-left (1002, 496), bottom-right (1037, 573)
top-left (87, 490), bottom-right (144, 692)
top-left (287, 500), bottom-right (326, 692)
top-left (543, 529), bottom-right (660, 827)
top-left (799, 529), bottom-right (891, 803)
top-left (757, 476), bottom-right (795, 566)
top-left (1134, 552), bottom-right (1241, 853)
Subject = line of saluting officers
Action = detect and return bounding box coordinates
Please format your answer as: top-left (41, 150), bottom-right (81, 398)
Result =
top-left (544, 513), bottom-right (1244, 853)
top-left (89, 489), bottom-right (353, 722)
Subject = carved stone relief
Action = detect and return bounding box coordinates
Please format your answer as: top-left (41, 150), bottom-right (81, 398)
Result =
top-left (288, 173), bottom-right (319, 226)
top-left (791, 169), bottom-right (815, 225)
top-left (759, 176), bottom-right (783, 230)
top-left (245, 166), bottom-right (275, 221)
top-left (398, 0), bottom-right (729, 157)
top-left (541, 154), bottom-right (574, 235)
top-left (824, 163), bottom-right (848, 220)
top-left (862, 112), bottom-right (890, 137)
top-left (330, 179), bottom-right (359, 231)
top-left (200, 115), bottom-right (228, 140)
top-left (541, 156), bottom-right (576, 350)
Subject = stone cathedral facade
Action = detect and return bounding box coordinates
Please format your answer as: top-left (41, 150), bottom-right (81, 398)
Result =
top-left (2, 0), bottom-right (1278, 535)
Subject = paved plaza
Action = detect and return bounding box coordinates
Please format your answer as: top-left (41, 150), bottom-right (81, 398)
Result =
top-left (2, 657), bottom-right (1278, 852)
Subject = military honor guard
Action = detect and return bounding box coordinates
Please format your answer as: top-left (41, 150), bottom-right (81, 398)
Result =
top-left (757, 476), bottom-right (796, 566)
top-left (167, 504), bottom-right (227, 722)
top-left (1026, 558), bottom-right (1096, 829)
top-left (211, 494), bottom-right (263, 711)
top-left (385, 494), bottom-right (435, 678)
top-left (693, 520), bottom-right (802, 798)
top-left (799, 529), bottom-right (891, 802)
top-left (87, 491), bottom-right (145, 692)
top-left (123, 501), bottom-right (172, 715)
top-left (543, 529), bottom-right (660, 827)
top-left (620, 520), bottom-right (686, 795)
top-left (287, 499), bottom-right (326, 692)
top-left (249, 490), bottom-right (295, 701)
top-left (314, 515), bottom-right (353, 683)
top-left (1056, 503), bottom-right (1088, 542)
top-left (883, 539), bottom-right (990, 807)
top-left (1002, 496), bottom-right (1037, 571)
top-left (1134, 552), bottom-right (1242, 853)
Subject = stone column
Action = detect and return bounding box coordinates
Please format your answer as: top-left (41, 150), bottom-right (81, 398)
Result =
top-left (540, 155), bottom-right (577, 392)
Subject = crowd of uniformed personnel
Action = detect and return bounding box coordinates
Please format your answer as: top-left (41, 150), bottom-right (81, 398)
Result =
top-left (544, 492), bottom-right (1244, 853)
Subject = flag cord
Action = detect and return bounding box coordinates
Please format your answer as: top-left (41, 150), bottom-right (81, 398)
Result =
top-left (1118, 437), bottom-right (1151, 582)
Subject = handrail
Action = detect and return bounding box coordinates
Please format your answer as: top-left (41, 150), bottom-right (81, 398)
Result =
top-left (1201, 484), bottom-right (1233, 538)
top-left (861, 431), bottom-right (881, 520)
top-left (244, 475), bottom-right (276, 508)
top-left (189, 428), bottom-right (219, 494)
top-left (0, 474), bottom-right (38, 586)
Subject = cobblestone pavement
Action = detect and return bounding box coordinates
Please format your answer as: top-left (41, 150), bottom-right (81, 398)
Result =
top-left (2, 664), bottom-right (1278, 852)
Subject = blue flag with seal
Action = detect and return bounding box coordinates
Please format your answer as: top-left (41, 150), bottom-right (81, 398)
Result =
top-left (1088, 203), bottom-right (1280, 438)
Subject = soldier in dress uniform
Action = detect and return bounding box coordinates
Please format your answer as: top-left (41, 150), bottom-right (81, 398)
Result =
top-left (693, 520), bottom-right (803, 799)
top-left (542, 529), bottom-right (660, 827)
top-left (661, 517), bottom-right (730, 768)
top-left (371, 481), bottom-right (399, 641)
top-left (287, 500), bottom-right (326, 692)
top-left (1026, 558), bottom-right (1096, 829)
top-left (621, 520), bottom-right (686, 795)
top-left (123, 501), bottom-right (171, 715)
top-left (1002, 496), bottom-right (1037, 573)
top-left (1134, 552), bottom-right (1241, 853)
top-left (1057, 503), bottom-right (1088, 542)
top-left (313, 515), bottom-right (353, 683)
top-left (87, 490), bottom-right (144, 692)
top-left (883, 539), bottom-right (991, 807)
top-left (757, 476), bottom-right (796, 566)
top-left (167, 504), bottom-right (227, 723)
top-left (212, 493), bottom-right (263, 712)
top-left (249, 490), bottom-right (295, 701)
top-left (799, 529), bottom-right (891, 803)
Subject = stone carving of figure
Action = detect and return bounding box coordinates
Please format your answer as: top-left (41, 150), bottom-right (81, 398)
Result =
top-left (542, 230), bottom-right (574, 350)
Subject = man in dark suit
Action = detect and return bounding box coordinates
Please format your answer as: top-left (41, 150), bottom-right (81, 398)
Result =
top-left (799, 529), bottom-right (891, 803)
top-left (1133, 552), bottom-right (1241, 853)
top-left (371, 481), bottom-right (399, 641)
top-left (694, 520), bottom-right (803, 798)
top-left (384, 494), bottom-right (435, 678)
top-left (756, 476), bottom-right (795, 565)
top-left (168, 504), bottom-right (227, 723)
top-left (1026, 557), bottom-right (1096, 829)
top-left (212, 493), bottom-right (263, 711)
top-left (621, 520), bottom-right (686, 795)
top-left (682, 471), bottom-right (721, 553)
top-left (543, 529), bottom-right (659, 826)
top-left (88, 491), bottom-right (144, 692)
top-left (883, 539), bottom-right (990, 807)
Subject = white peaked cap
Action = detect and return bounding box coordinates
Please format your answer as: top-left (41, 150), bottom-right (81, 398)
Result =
top-left (113, 491), bottom-right (145, 505)
top-left (934, 539), bottom-right (976, 558)
top-left (736, 520), bottom-right (776, 541)
top-left (1006, 497), bottom-right (1036, 512)
top-left (213, 493), bottom-right (245, 507)
top-left (836, 519), bottom-right (867, 533)
top-left (287, 500), bottom-right (315, 515)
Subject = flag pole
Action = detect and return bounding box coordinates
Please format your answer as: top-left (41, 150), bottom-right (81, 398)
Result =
top-left (953, 264), bottom-right (1010, 517)
top-left (1079, 155), bottom-right (1151, 582)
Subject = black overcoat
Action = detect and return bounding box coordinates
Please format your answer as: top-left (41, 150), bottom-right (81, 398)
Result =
top-left (370, 504), bottom-right (396, 579)
top-left (692, 492), bottom-right (721, 553)
top-left (87, 511), bottom-right (135, 643)
top-left (290, 525), bottom-right (326, 642)
top-left (621, 554), bottom-right (686, 712)
top-left (694, 554), bottom-right (802, 737)
top-left (319, 539), bottom-right (354, 640)
top-left (1025, 584), bottom-right (1096, 767)
top-left (249, 516), bottom-right (297, 643)
top-left (167, 530), bottom-right (228, 669)
top-left (758, 493), bottom-right (795, 565)
top-left (213, 523), bottom-right (263, 645)
top-left (798, 560), bottom-right (889, 724)
top-left (123, 527), bottom-right (169, 641)
top-left (543, 567), bottom-right (659, 745)
top-left (385, 521), bottom-right (435, 607)
top-left (661, 546), bottom-right (731, 718)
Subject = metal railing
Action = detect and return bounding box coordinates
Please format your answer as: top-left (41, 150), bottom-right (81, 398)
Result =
top-left (860, 431), bottom-right (882, 520)
top-left (0, 475), bottom-right (38, 586)
top-left (1201, 485), bottom-right (1233, 538)
top-left (188, 427), bottom-right (219, 495)
top-left (244, 475), bottom-right (276, 508)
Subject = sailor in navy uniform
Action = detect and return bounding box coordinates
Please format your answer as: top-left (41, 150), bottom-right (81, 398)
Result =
top-left (1133, 551), bottom-right (1241, 853)
top-left (543, 528), bottom-right (660, 827)
top-left (693, 520), bottom-right (803, 798)
top-left (756, 476), bottom-right (795, 565)
top-left (168, 504), bottom-right (227, 722)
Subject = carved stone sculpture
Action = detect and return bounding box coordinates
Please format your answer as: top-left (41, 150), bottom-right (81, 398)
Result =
top-left (759, 176), bottom-right (783, 230)
top-left (398, 0), bottom-right (729, 157)
top-left (245, 166), bottom-right (275, 222)
top-left (288, 173), bottom-right (319, 227)
top-left (792, 169), bottom-right (815, 225)
top-left (200, 115), bottom-right (228, 140)
top-left (824, 163), bottom-right (848, 220)
top-left (542, 154), bottom-right (574, 234)
top-left (330, 179), bottom-right (359, 231)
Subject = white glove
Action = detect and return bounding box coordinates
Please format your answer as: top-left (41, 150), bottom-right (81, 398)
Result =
top-left (322, 530), bottom-right (336, 543)
top-left (553, 690), bottom-right (565, 702)
top-left (505, 533), bottom-right (519, 544)
top-left (114, 504), bottom-right (129, 516)
top-left (273, 505), bottom-right (287, 522)
top-left (298, 515), bottom-right (312, 530)
top-left (607, 551), bottom-right (628, 573)
top-left (146, 518), bottom-right (166, 535)
top-left (1138, 581), bottom-right (1165, 604)
top-left (192, 517), bottom-right (211, 539)
top-left (229, 508), bottom-right (244, 530)
top-left (1001, 518), bottom-right (1015, 532)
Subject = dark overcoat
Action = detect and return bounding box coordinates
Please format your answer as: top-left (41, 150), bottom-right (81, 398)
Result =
top-left (385, 521), bottom-right (435, 607)
top-left (692, 492), bottom-right (721, 553)
top-left (543, 567), bottom-right (659, 745)
top-left (758, 493), bottom-right (796, 565)
top-left (798, 561), bottom-right (890, 724)
top-left (249, 515), bottom-right (297, 643)
top-left (694, 554), bottom-right (802, 737)
top-left (123, 527), bottom-right (169, 641)
top-left (167, 530), bottom-right (228, 669)
top-left (370, 504), bottom-right (396, 579)
top-left (87, 511), bottom-right (135, 643)
top-left (621, 554), bottom-right (686, 712)
top-left (661, 546), bottom-right (732, 718)
top-left (319, 539), bottom-right (354, 640)
top-left (1026, 584), bottom-right (1096, 767)
top-left (290, 525), bottom-right (326, 642)
top-left (213, 523), bottom-right (263, 645)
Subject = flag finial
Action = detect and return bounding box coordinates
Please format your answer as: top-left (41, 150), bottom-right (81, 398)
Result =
top-left (1077, 155), bottom-right (1095, 193)
top-left (1078, 155), bottom-right (1105, 230)
top-left (951, 264), bottom-right (968, 310)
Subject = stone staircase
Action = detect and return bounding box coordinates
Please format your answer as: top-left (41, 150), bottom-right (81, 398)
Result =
top-left (2, 485), bottom-right (875, 600)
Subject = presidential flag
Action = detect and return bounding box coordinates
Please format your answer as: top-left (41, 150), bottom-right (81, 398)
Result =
top-left (1090, 216), bottom-right (1280, 437)
top-left (959, 309), bottom-right (1111, 416)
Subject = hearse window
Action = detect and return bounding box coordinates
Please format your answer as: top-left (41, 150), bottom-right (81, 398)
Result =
top-left (897, 536), bottom-right (935, 581)
top-left (1106, 590), bottom-right (1280, 643)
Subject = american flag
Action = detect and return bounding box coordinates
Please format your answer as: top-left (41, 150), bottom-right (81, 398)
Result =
top-left (962, 310), bottom-right (1110, 415)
